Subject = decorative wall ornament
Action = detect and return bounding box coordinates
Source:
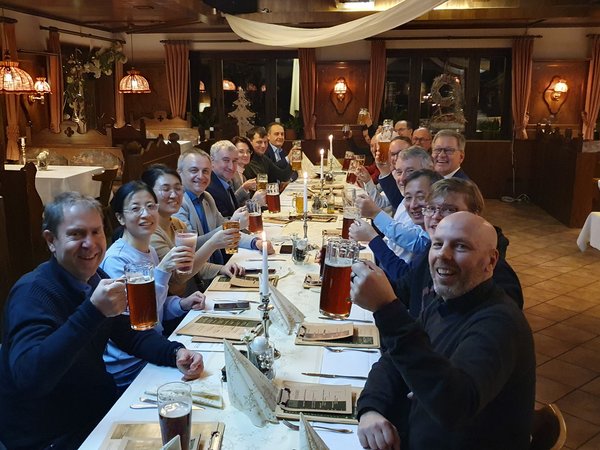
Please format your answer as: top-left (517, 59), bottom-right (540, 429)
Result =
top-left (543, 76), bottom-right (569, 115)
top-left (428, 73), bottom-right (466, 130)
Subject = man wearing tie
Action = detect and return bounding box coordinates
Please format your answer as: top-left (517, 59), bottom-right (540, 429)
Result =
top-left (206, 140), bottom-right (242, 218)
top-left (266, 121), bottom-right (298, 181)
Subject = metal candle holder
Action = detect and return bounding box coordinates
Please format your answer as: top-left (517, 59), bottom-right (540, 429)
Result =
top-left (303, 211), bottom-right (308, 239)
top-left (20, 141), bottom-right (26, 165)
top-left (258, 291), bottom-right (280, 358)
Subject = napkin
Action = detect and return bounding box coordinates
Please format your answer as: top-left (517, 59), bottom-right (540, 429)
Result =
top-left (223, 340), bottom-right (278, 427)
top-left (299, 413), bottom-right (330, 450)
top-left (269, 283), bottom-right (306, 334)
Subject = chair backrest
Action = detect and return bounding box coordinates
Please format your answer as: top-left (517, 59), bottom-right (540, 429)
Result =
top-left (530, 403), bottom-right (567, 450)
top-left (92, 167), bottom-right (118, 207)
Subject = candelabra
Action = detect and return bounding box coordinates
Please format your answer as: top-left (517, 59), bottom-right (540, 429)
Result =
top-left (257, 290), bottom-right (280, 359)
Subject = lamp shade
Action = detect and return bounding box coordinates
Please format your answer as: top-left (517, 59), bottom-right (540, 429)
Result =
top-left (0, 53), bottom-right (35, 94)
top-left (553, 79), bottom-right (568, 93)
top-left (118, 69), bottom-right (151, 94)
top-left (33, 77), bottom-right (51, 94)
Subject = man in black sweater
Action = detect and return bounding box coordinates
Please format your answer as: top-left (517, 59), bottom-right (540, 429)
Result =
top-left (351, 212), bottom-right (535, 450)
top-left (0, 192), bottom-right (204, 450)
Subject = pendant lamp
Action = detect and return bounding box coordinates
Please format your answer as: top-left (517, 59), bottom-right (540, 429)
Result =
top-left (118, 33), bottom-right (150, 94)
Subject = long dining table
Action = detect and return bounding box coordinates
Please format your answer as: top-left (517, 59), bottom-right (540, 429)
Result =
top-left (81, 176), bottom-right (376, 450)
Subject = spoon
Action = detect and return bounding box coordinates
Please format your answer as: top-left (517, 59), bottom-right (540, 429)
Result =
top-left (281, 419), bottom-right (353, 434)
top-left (325, 346), bottom-right (379, 354)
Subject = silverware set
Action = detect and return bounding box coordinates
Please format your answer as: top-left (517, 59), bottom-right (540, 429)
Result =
top-left (281, 419), bottom-right (353, 434)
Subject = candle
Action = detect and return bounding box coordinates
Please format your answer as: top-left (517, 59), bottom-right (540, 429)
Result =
top-left (303, 172), bottom-right (308, 214)
top-left (19, 137), bottom-right (25, 147)
top-left (320, 148), bottom-right (324, 179)
top-left (328, 134), bottom-right (333, 161)
top-left (261, 231), bottom-right (269, 296)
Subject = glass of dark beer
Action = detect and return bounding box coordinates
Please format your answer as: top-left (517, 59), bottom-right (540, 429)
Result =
top-left (246, 199), bottom-right (263, 233)
top-left (124, 262), bottom-right (158, 331)
top-left (342, 151), bottom-right (354, 171)
top-left (158, 382), bottom-right (193, 450)
top-left (266, 182), bottom-right (281, 213)
top-left (319, 239), bottom-right (360, 319)
top-left (342, 206), bottom-right (359, 239)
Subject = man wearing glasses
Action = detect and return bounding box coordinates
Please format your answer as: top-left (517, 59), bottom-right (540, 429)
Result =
top-left (431, 129), bottom-right (470, 179)
top-left (411, 127), bottom-right (432, 151)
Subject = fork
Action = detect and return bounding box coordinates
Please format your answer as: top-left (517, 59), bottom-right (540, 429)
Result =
top-left (281, 419), bottom-right (353, 434)
top-left (325, 346), bottom-right (379, 354)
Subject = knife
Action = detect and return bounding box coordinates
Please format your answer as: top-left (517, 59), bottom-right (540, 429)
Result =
top-left (302, 372), bottom-right (368, 380)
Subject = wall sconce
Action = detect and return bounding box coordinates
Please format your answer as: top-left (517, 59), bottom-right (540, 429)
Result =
top-left (28, 77), bottom-right (52, 104)
top-left (330, 76), bottom-right (353, 115)
top-left (543, 76), bottom-right (569, 115)
top-left (199, 80), bottom-right (206, 93)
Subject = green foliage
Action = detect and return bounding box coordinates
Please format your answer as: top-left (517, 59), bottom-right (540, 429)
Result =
top-left (285, 110), bottom-right (303, 136)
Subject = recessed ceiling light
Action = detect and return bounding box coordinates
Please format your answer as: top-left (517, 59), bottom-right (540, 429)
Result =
top-left (134, 5), bottom-right (155, 10)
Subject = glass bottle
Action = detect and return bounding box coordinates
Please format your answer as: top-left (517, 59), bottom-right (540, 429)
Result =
top-left (327, 188), bottom-right (335, 214)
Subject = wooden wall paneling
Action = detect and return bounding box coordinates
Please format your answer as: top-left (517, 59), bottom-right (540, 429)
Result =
top-left (315, 61), bottom-right (369, 127)
top-left (529, 61), bottom-right (588, 133)
top-left (461, 140), bottom-right (514, 199)
top-left (124, 62), bottom-right (171, 122)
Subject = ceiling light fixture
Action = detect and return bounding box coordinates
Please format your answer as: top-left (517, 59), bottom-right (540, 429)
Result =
top-left (335, 0), bottom-right (375, 11)
top-left (0, 51), bottom-right (35, 94)
top-left (118, 32), bottom-right (151, 94)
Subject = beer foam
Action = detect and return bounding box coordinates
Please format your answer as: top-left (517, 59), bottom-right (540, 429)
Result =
top-left (159, 401), bottom-right (191, 418)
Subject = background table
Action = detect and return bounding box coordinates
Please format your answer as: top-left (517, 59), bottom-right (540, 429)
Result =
top-left (577, 211), bottom-right (600, 251)
top-left (5, 164), bottom-right (103, 205)
top-left (82, 177), bottom-right (375, 450)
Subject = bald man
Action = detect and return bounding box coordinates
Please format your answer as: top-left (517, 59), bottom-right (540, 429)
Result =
top-left (411, 127), bottom-right (432, 151)
top-left (351, 212), bottom-right (535, 450)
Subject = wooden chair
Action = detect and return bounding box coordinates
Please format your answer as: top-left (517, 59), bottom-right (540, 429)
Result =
top-left (121, 135), bottom-right (179, 183)
top-left (92, 167), bottom-right (118, 207)
top-left (530, 403), bottom-right (567, 450)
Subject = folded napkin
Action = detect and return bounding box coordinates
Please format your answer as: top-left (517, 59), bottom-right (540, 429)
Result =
top-left (300, 413), bottom-right (330, 450)
top-left (270, 283), bottom-right (306, 334)
top-left (223, 340), bottom-right (278, 427)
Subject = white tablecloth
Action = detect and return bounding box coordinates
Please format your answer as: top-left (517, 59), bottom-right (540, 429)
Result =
top-left (577, 211), bottom-right (600, 251)
top-left (5, 164), bottom-right (103, 205)
top-left (81, 177), bottom-right (374, 450)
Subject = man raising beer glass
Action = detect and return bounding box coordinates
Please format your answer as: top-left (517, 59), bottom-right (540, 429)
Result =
top-left (0, 192), bottom-right (203, 450)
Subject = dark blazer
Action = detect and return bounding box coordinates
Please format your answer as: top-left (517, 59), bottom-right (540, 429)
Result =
top-left (266, 143), bottom-right (298, 181)
top-left (206, 172), bottom-right (238, 218)
top-left (453, 167), bottom-right (470, 180)
top-left (244, 152), bottom-right (292, 184)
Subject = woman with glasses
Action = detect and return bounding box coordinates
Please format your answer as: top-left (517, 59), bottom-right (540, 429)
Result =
top-left (142, 164), bottom-right (243, 297)
top-left (100, 180), bottom-right (205, 390)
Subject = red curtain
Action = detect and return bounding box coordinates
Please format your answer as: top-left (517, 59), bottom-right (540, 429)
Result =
top-left (368, 40), bottom-right (386, 124)
top-left (164, 41), bottom-right (189, 119)
top-left (583, 35), bottom-right (600, 140)
top-left (299, 48), bottom-right (316, 139)
top-left (47, 30), bottom-right (63, 134)
top-left (3, 22), bottom-right (19, 161)
top-left (511, 36), bottom-right (534, 140)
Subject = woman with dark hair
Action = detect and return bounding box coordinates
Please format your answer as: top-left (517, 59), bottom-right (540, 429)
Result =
top-left (142, 164), bottom-right (243, 296)
top-left (231, 136), bottom-right (262, 206)
top-left (100, 180), bottom-right (205, 389)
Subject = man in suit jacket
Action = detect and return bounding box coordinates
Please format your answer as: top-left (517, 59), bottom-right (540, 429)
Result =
top-left (174, 150), bottom-right (272, 263)
top-left (206, 140), bottom-right (241, 218)
top-left (266, 122), bottom-right (298, 181)
top-left (244, 126), bottom-right (293, 183)
top-left (431, 129), bottom-right (470, 179)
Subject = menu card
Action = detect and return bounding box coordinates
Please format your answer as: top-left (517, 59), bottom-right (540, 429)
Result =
top-left (177, 316), bottom-right (262, 343)
top-left (99, 421), bottom-right (224, 450)
top-left (206, 274), bottom-right (279, 292)
top-left (275, 381), bottom-right (361, 425)
top-left (295, 322), bottom-right (380, 348)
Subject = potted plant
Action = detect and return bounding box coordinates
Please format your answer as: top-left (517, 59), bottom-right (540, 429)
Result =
top-left (284, 111), bottom-right (303, 140)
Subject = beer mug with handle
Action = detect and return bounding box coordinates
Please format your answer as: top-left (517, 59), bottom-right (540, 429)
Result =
top-left (319, 239), bottom-right (360, 319)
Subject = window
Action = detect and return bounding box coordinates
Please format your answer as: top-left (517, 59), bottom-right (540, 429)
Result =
top-left (385, 49), bottom-right (511, 140)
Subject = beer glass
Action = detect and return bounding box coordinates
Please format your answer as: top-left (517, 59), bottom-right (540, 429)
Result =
top-left (266, 182), bottom-right (281, 213)
top-left (158, 382), bottom-right (193, 450)
top-left (174, 231), bottom-right (197, 275)
top-left (342, 124), bottom-right (351, 139)
top-left (293, 193), bottom-right (304, 215)
top-left (342, 206), bottom-right (359, 239)
top-left (342, 151), bottom-right (354, 171)
top-left (246, 199), bottom-right (263, 233)
top-left (343, 186), bottom-right (356, 207)
top-left (345, 158), bottom-right (360, 184)
top-left (124, 263), bottom-right (158, 331)
top-left (290, 147), bottom-right (302, 171)
top-left (378, 119), bottom-right (394, 163)
top-left (319, 239), bottom-right (360, 319)
top-left (357, 108), bottom-right (369, 125)
top-left (354, 154), bottom-right (366, 167)
top-left (256, 173), bottom-right (268, 191)
top-left (222, 219), bottom-right (240, 254)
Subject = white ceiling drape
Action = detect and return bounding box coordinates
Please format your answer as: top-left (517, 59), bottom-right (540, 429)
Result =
top-left (225, 0), bottom-right (445, 48)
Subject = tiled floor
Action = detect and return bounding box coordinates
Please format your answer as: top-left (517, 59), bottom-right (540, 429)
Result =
top-left (485, 199), bottom-right (600, 449)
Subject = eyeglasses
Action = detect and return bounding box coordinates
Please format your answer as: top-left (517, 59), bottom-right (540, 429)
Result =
top-left (422, 205), bottom-right (459, 217)
top-left (123, 203), bottom-right (159, 216)
top-left (413, 136), bottom-right (431, 142)
top-left (158, 186), bottom-right (183, 195)
top-left (432, 147), bottom-right (458, 156)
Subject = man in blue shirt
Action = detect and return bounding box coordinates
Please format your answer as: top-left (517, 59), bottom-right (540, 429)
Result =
top-left (206, 140), bottom-right (242, 218)
top-left (0, 192), bottom-right (203, 450)
top-left (266, 121), bottom-right (298, 181)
